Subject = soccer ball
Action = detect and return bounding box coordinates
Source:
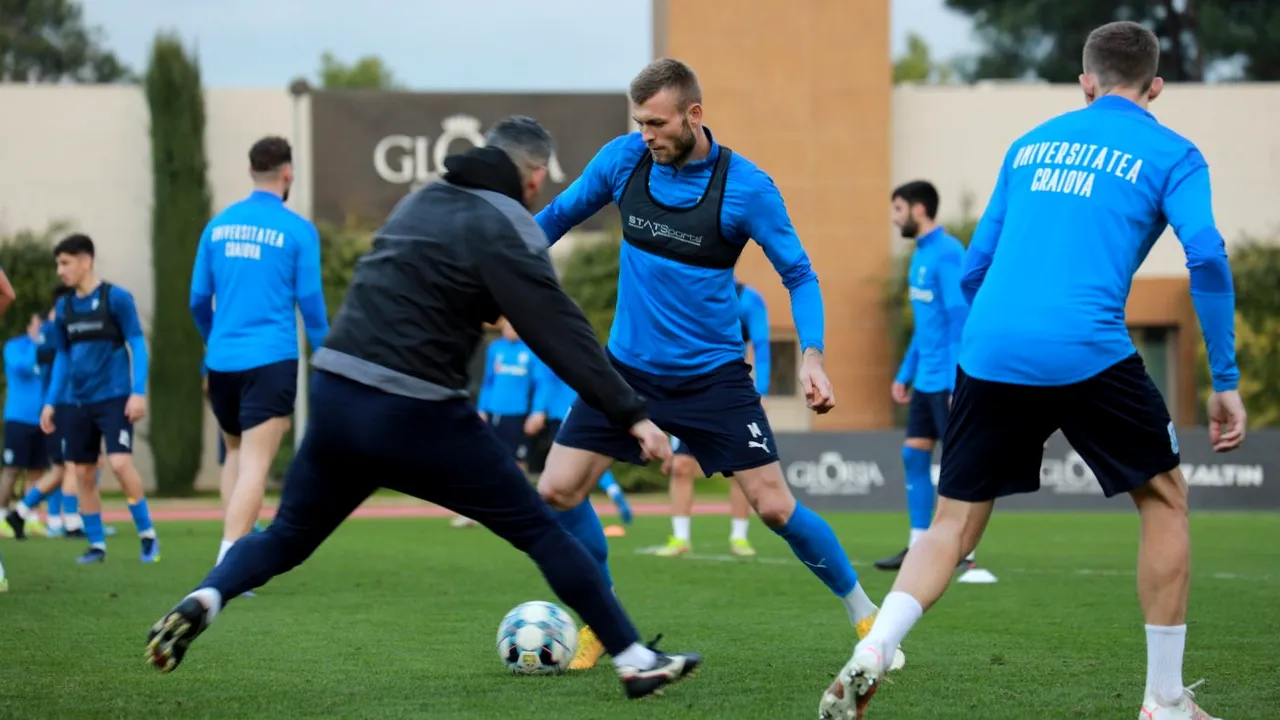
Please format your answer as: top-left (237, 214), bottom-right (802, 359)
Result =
top-left (496, 600), bottom-right (578, 675)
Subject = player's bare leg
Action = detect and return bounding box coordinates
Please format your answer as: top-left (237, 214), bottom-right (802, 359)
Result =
top-left (821, 496), bottom-right (990, 719)
top-left (4, 467), bottom-right (60, 538)
top-left (537, 442), bottom-right (617, 670)
top-left (220, 418), bottom-right (287, 565)
top-left (657, 454), bottom-right (698, 556)
top-left (104, 453), bottom-right (160, 563)
top-left (727, 477), bottom-right (754, 556)
top-left (218, 433), bottom-right (241, 514)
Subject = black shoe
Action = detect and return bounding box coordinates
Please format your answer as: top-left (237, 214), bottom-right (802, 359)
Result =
top-left (618, 634), bottom-right (701, 699)
top-left (873, 547), bottom-right (909, 571)
top-left (65, 528), bottom-right (86, 539)
top-left (4, 511), bottom-right (26, 540)
top-left (145, 597), bottom-right (209, 673)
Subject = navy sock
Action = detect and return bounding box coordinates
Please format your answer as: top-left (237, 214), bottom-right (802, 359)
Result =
top-left (555, 501), bottom-right (613, 588)
top-left (772, 503), bottom-right (858, 597)
top-left (903, 446), bottom-right (935, 532)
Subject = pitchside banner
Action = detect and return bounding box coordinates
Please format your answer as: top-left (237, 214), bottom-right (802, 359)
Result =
top-left (778, 430), bottom-right (1280, 512)
top-left (309, 91), bottom-right (629, 229)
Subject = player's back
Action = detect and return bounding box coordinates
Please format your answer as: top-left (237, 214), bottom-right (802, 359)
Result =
top-left (962, 96), bottom-right (1200, 386)
top-left (201, 191), bottom-right (314, 371)
top-left (3, 336), bottom-right (42, 423)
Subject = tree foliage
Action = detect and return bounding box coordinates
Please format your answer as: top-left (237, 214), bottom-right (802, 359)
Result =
top-left (946, 0), bottom-right (1280, 82)
top-left (0, 222), bottom-right (67, 402)
top-left (146, 32), bottom-right (212, 496)
top-left (0, 0), bottom-right (131, 82)
top-left (894, 32), bottom-right (955, 84)
top-left (293, 52), bottom-right (403, 91)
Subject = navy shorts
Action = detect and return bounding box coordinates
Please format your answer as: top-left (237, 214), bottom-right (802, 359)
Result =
top-left (61, 397), bottom-right (133, 464)
top-left (906, 390), bottom-right (950, 440)
top-left (488, 414), bottom-right (529, 462)
top-left (208, 359), bottom-right (298, 436)
top-left (556, 356), bottom-right (777, 477)
top-left (526, 419), bottom-right (562, 474)
top-left (4, 421), bottom-right (49, 469)
top-left (939, 354), bottom-right (1179, 502)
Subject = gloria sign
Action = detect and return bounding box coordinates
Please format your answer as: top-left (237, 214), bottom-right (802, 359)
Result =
top-left (779, 430), bottom-right (1280, 512)
top-left (309, 91), bottom-right (629, 228)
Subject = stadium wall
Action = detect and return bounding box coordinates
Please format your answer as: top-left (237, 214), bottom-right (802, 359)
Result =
top-left (3, 79), bottom-right (1280, 489)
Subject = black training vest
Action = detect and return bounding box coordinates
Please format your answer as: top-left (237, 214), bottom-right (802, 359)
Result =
top-left (618, 146), bottom-right (741, 269)
top-left (63, 283), bottom-right (124, 346)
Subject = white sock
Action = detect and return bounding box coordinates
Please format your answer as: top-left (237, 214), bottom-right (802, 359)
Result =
top-left (909, 528), bottom-right (926, 548)
top-left (862, 591), bottom-right (923, 661)
top-left (730, 518), bottom-right (749, 541)
top-left (1145, 624), bottom-right (1186, 705)
top-left (139, 528), bottom-right (157, 540)
top-left (613, 642), bottom-right (658, 670)
top-left (187, 587), bottom-right (223, 623)
top-left (14, 502), bottom-right (33, 520)
top-left (843, 583), bottom-right (880, 626)
top-left (964, 550), bottom-right (976, 562)
top-left (65, 513), bottom-right (82, 531)
top-left (0, 555), bottom-right (6, 579)
top-left (216, 539), bottom-right (234, 565)
top-left (46, 515), bottom-right (64, 531)
top-left (672, 516), bottom-right (691, 542)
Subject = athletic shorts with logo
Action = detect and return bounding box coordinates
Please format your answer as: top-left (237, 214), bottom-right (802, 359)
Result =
top-left (939, 353), bottom-right (1179, 502)
top-left (556, 354), bottom-right (777, 477)
top-left (61, 396), bottom-right (134, 464)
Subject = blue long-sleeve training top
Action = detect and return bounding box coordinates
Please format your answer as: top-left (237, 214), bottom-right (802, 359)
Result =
top-left (535, 130), bottom-right (823, 376)
top-left (736, 282), bottom-right (771, 395)
top-left (531, 360), bottom-right (578, 421)
top-left (477, 337), bottom-right (538, 416)
top-left (960, 95), bottom-right (1238, 391)
top-left (45, 283), bottom-right (150, 406)
top-left (894, 227), bottom-right (968, 393)
top-left (190, 190), bottom-right (330, 372)
top-left (4, 335), bottom-right (44, 424)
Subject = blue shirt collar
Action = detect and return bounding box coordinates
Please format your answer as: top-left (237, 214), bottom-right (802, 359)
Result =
top-left (916, 226), bottom-right (944, 246)
top-left (1088, 95), bottom-right (1155, 121)
top-left (656, 126), bottom-right (720, 175)
top-left (249, 189), bottom-right (284, 203)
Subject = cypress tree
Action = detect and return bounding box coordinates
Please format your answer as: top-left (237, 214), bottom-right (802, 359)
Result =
top-left (145, 33), bottom-right (211, 495)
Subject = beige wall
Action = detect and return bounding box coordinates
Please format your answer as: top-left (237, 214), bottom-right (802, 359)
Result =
top-left (891, 82), bottom-right (1280, 273)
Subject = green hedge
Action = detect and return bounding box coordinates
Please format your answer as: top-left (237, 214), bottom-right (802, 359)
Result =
top-left (0, 224), bottom-right (68, 408)
top-left (146, 33), bottom-right (213, 496)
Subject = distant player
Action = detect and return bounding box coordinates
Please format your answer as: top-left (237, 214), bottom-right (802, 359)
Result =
top-left (190, 136), bottom-right (328, 567)
top-left (821, 22), bottom-right (1244, 720)
top-left (873, 181), bottom-right (992, 583)
top-left (146, 117), bottom-right (701, 700)
top-left (534, 59), bottom-right (901, 672)
top-left (0, 265), bottom-right (13, 591)
top-left (40, 234), bottom-right (158, 564)
top-left (656, 278), bottom-right (769, 558)
top-left (527, 357), bottom-right (633, 528)
top-left (1, 313), bottom-right (55, 538)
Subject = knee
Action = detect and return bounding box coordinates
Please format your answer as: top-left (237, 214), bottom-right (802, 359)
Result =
top-left (903, 439), bottom-right (934, 455)
top-left (672, 457), bottom-right (698, 483)
top-left (754, 488), bottom-right (795, 528)
top-left (107, 455), bottom-right (132, 476)
top-left (537, 476), bottom-right (582, 511)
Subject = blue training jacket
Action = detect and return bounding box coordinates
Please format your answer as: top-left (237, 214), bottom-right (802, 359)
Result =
top-left (477, 337), bottom-right (538, 416)
top-left (961, 95), bottom-right (1237, 390)
top-left (4, 335), bottom-right (43, 424)
top-left (894, 227), bottom-right (968, 393)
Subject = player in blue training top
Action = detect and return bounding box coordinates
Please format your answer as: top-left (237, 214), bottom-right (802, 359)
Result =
top-left (191, 136), bottom-right (329, 570)
top-left (1, 313), bottom-right (55, 539)
top-left (874, 181), bottom-right (993, 583)
top-left (824, 22), bottom-right (1247, 720)
top-left (527, 352), bottom-right (634, 530)
top-left (656, 278), bottom-right (769, 558)
top-left (0, 266), bottom-right (12, 589)
top-left (535, 58), bottom-right (900, 673)
top-left (40, 234), bottom-right (159, 564)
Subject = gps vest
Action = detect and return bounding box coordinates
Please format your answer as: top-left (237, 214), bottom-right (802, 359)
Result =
top-left (618, 146), bottom-right (741, 269)
top-left (63, 284), bottom-right (124, 347)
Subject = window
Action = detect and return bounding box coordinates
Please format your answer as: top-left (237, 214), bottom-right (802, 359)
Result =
top-left (1130, 326), bottom-right (1177, 418)
top-left (767, 339), bottom-right (798, 396)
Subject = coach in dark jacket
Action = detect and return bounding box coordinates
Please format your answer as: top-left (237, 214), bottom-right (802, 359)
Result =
top-left (145, 116), bottom-right (700, 701)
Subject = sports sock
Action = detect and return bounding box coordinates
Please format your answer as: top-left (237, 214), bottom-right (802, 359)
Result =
top-left (1145, 624), bottom-right (1186, 706)
top-left (730, 518), bottom-right (749, 541)
top-left (187, 587), bottom-right (223, 624)
top-left (47, 489), bottom-right (64, 527)
top-left (771, 502), bottom-right (858, 597)
top-left (82, 512), bottom-right (107, 550)
top-left (862, 591), bottom-right (923, 663)
top-left (555, 501), bottom-right (613, 588)
top-left (672, 516), bottom-right (691, 542)
top-left (902, 446), bottom-right (935, 534)
top-left (63, 495), bottom-right (81, 531)
top-left (597, 470), bottom-right (622, 498)
top-left (0, 553), bottom-right (5, 579)
top-left (128, 498), bottom-right (157, 539)
top-left (217, 539), bottom-right (234, 565)
top-left (613, 643), bottom-right (658, 671)
top-left (843, 583), bottom-right (879, 628)
top-left (18, 487), bottom-right (47, 516)
top-left (909, 528), bottom-right (927, 548)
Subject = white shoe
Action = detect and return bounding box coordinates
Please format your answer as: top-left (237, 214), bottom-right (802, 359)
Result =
top-left (450, 516), bottom-right (478, 528)
top-left (819, 643), bottom-right (885, 720)
top-left (1140, 682), bottom-right (1221, 719)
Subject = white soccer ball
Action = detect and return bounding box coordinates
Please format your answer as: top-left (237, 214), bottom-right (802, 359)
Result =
top-left (496, 600), bottom-right (578, 675)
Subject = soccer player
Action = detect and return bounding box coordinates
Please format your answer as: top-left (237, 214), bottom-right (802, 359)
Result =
top-left (40, 233), bottom-right (158, 564)
top-left (190, 136), bottom-right (329, 567)
top-left (0, 265), bottom-right (13, 590)
top-left (527, 358), bottom-right (633, 528)
top-left (1, 313), bottom-right (55, 538)
top-left (145, 117), bottom-right (701, 700)
top-left (873, 181), bottom-right (992, 583)
top-left (657, 278), bottom-right (769, 557)
top-left (533, 58), bottom-right (900, 672)
top-left (820, 22), bottom-right (1244, 720)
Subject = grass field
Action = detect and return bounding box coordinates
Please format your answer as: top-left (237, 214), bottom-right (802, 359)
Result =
top-left (2, 509), bottom-right (1278, 719)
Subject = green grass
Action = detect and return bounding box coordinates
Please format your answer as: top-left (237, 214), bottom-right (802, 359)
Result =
top-left (3, 512), bottom-right (1278, 719)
